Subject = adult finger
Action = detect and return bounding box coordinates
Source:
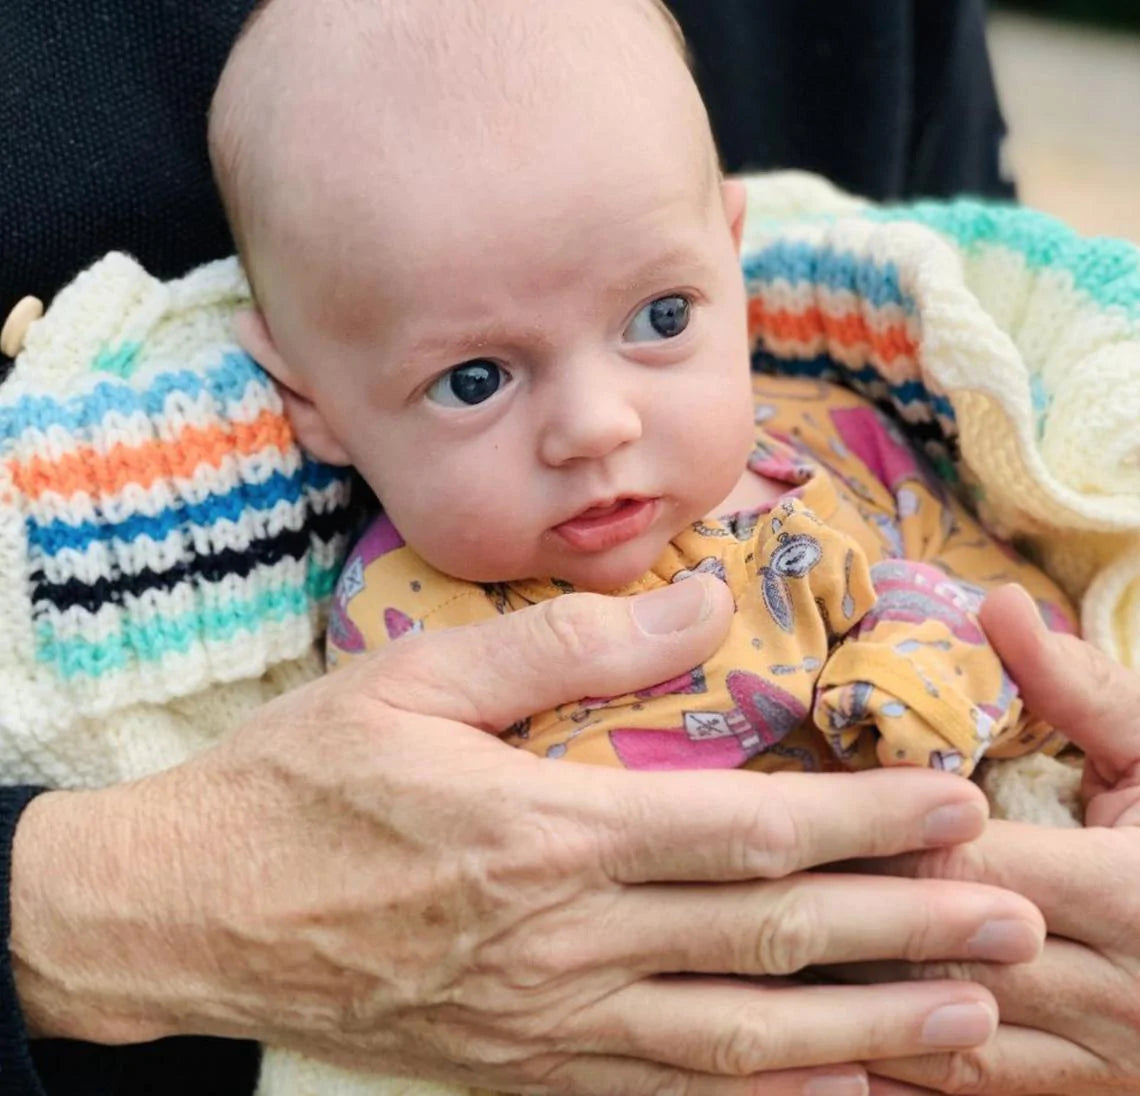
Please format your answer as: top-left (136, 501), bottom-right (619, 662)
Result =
top-left (824, 936), bottom-right (1133, 1052)
top-left (868, 1023), bottom-right (1109, 1095)
top-left (542, 1057), bottom-right (874, 1096)
top-left (582, 978), bottom-right (998, 1074)
top-left (357, 573), bottom-right (735, 730)
top-left (607, 874), bottom-right (1042, 976)
top-left (590, 765), bottom-right (991, 884)
top-left (868, 1083), bottom-right (937, 1096)
top-left (980, 585), bottom-right (1140, 777)
top-left (847, 820), bottom-right (1135, 948)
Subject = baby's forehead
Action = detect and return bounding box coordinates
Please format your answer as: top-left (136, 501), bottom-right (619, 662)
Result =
top-left (213, 3), bottom-right (707, 228)
top-left (220, 0), bottom-right (718, 325)
top-left (288, 161), bottom-right (718, 352)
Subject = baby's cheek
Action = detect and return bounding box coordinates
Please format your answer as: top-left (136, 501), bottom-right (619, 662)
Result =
top-left (680, 382), bottom-right (754, 486)
top-left (404, 489), bottom-right (535, 583)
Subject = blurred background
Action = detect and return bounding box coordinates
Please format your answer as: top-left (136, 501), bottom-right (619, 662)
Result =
top-left (988, 0), bottom-right (1140, 241)
top-left (663, 0), bottom-right (1138, 245)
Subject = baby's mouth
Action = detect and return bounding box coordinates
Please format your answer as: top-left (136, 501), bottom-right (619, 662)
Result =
top-left (551, 497), bottom-right (659, 553)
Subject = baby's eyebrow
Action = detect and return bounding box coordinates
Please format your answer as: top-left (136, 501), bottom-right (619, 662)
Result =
top-left (400, 323), bottom-right (548, 364)
top-left (615, 244), bottom-right (716, 291)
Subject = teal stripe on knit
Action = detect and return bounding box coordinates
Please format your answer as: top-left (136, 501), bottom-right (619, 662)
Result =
top-left (92, 341), bottom-right (142, 378)
top-left (34, 565), bottom-right (340, 679)
top-left (864, 201), bottom-right (1140, 318)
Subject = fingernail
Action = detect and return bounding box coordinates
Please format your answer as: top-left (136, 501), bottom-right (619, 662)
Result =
top-left (967, 918), bottom-right (1043, 962)
top-left (632, 577), bottom-right (711, 635)
top-left (923, 800), bottom-right (987, 845)
top-left (922, 1001), bottom-right (997, 1048)
top-left (804, 1071), bottom-right (868, 1096)
top-left (1009, 584), bottom-right (1046, 633)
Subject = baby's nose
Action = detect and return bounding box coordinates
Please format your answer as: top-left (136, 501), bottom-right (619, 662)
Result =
top-left (538, 377), bottom-right (643, 466)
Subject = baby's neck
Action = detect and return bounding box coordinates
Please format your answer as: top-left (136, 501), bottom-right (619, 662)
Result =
top-left (706, 466), bottom-right (787, 519)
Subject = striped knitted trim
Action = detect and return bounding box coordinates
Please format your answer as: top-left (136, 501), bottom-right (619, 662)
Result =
top-left (866, 201), bottom-right (1140, 318)
top-left (34, 563), bottom-right (342, 683)
top-left (31, 506), bottom-right (347, 614)
top-left (3, 345), bottom-right (354, 701)
top-left (26, 466), bottom-right (344, 559)
top-left (743, 201), bottom-right (1140, 492)
top-left (742, 242), bottom-right (959, 468)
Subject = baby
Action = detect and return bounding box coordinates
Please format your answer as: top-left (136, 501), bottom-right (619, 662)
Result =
top-left (203, 1), bottom-right (1075, 1092)
top-left (209, 0), bottom-right (1073, 788)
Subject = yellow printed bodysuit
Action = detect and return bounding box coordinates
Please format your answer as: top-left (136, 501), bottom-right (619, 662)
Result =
top-left (327, 376), bottom-right (1077, 776)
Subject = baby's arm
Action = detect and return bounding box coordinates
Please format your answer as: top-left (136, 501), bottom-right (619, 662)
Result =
top-left (813, 557), bottom-right (1060, 775)
top-left (752, 377), bottom-right (1077, 775)
top-left (851, 445), bottom-right (1079, 770)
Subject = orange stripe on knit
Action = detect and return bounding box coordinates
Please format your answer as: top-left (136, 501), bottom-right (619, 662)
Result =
top-left (748, 300), bottom-right (917, 365)
top-left (7, 409), bottom-right (294, 499)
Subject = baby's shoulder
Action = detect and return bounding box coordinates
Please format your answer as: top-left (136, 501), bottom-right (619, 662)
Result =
top-left (327, 513), bottom-right (501, 664)
top-left (751, 374), bottom-right (898, 460)
top-left (751, 373), bottom-right (878, 423)
top-left (750, 374), bottom-right (945, 503)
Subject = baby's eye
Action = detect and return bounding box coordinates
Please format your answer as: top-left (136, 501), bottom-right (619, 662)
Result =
top-left (624, 294), bottom-right (692, 342)
top-left (426, 360), bottom-right (511, 407)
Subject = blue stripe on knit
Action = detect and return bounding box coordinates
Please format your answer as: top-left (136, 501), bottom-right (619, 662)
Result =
top-left (34, 564), bottom-right (342, 680)
top-left (0, 350), bottom-right (277, 439)
top-left (864, 201), bottom-right (1140, 318)
top-left (741, 242), bottom-right (918, 315)
top-left (25, 464), bottom-right (345, 558)
top-left (752, 350), bottom-right (957, 425)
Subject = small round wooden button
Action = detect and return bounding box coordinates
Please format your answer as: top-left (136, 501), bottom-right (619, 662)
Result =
top-left (1, 295), bottom-right (44, 358)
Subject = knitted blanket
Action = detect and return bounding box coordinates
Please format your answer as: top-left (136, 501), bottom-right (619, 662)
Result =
top-left (741, 173), bottom-right (1140, 671)
top-left (0, 254), bottom-right (353, 787)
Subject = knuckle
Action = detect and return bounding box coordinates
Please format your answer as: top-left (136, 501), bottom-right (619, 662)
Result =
top-left (926, 1051), bottom-right (989, 1095)
top-left (752, 888), bottom-right (821, 975)
top-left (898, 895), bottom-right (944, 965)
top-left (913, 841), bottom-right (988, 884)
top-left (710, 1007), bottom-right (777, 1076)
top-left (915, 959), bottom-right (974, 983)
top-left (738, 789), bottom-right (801, 878)
top-left (1084, 645), bottom-right (1120, 703)
top-left (536, 596), bottom-right (607, 668)
top-left (496, 930), bottom-right (591, 993)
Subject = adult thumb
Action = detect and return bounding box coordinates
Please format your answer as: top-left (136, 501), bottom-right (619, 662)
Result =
top-left (355, 574), bottom-right (735, 732)
top-left (980, 584), bottom-right (1140, 783)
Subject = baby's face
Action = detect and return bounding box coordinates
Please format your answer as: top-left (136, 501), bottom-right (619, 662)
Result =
top-left (239, 1), bottom-right (755, 591)
top-left (265, 160), bottom-right (754, 592)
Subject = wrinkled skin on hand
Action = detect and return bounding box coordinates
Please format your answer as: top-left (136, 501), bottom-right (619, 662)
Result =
top-left (12, 579), bottom-right (1047, 1096)
top-left (856, 587), bottom-right (1140, 1096)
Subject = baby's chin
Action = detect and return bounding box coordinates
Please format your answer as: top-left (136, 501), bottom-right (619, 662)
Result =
top-left (539, 538), bottom-right (678, 595)
top-left (436, 540), bottom-right (670, 594)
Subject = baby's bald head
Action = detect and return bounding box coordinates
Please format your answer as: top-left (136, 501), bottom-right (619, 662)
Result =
top-left (208, 0), bottom-right (716, 313)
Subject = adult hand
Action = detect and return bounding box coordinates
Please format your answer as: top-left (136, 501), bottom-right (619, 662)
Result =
top-left (11, 577), bottom-right (1045, 1096)
top-left (853, 585), bottom-right (1140, 1095)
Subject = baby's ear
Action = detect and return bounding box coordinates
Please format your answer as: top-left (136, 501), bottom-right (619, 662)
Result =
top-left (234, 307), bottom-right (300, 389)
top-left (721, 178), bottom-right (747, 254)
top-left (234, 308), bottom-right (353, 466)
